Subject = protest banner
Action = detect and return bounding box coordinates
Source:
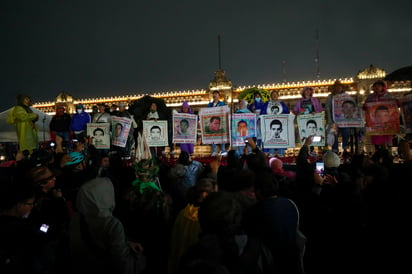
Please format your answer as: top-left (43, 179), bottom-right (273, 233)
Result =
top-left (87, 123), bottom-right (110, 149)
top-left (199, 105), bottom-right (230, 145)
top-left (261, 114), bottom-right (295, 148)
top-left (143, 120), bottom-right (169, 147)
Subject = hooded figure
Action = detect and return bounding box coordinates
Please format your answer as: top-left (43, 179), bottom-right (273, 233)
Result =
top-left (76, 176), bottom-right (146, 274)
top-left (7, 94), bottom-right (39, 153)
top-left (70, 103), bottom-right (91, 141)
top-left (179, 100), bottom-right (193, 114)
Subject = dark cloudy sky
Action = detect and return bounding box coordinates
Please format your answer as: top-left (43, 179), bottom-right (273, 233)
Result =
top-left (1, 0), bottom-right (411, 111)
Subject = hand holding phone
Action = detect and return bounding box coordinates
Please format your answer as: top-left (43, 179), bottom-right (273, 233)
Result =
top-left (312, 136), bottom-right (321, 142)
top-left (316, 162), bottom-right (324, 176)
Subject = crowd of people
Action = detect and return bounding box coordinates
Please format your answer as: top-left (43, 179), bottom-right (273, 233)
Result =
top-left (0, 130), bottom-right (409, 274)
top-left (1, 80), bottom-right (411, 273)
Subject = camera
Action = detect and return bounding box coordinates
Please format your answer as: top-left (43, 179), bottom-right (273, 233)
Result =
top-left (312, 136), bottom-right (321, 142)
top-left (40, 224), bottom-right (49, 233)
top-left (244, 138), bottom-right (249, 143)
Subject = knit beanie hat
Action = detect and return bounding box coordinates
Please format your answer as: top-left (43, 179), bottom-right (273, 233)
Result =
top-left (323, 151), bottom-right (340, 169)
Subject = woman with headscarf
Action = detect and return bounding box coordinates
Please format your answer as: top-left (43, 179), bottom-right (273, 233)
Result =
top-left (7, 94), bottom-right (39, 154)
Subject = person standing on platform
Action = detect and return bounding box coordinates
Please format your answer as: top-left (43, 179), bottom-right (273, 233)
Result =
top-left (7, 94), bottom-right (39, 155)
top-left (49, 105), bottom-right (72, 152)
top-left (207, 90), bottom-right (227, 156)
top-left (70, 103), bottom-right (91, 143)
top-left (325, 80), bottom-right (351, 153)
top-left (235, 100), bottom-right (252, 155)
top-left (363, 80), bottom-right (399, 151)
top-left (92, 103), bottom-right (111, 155)
top-left (178, 101), bottom-right (195, 156)
top-left (293, 86), bottom-right (322, 115)
top-left (248, 91), bottom-right (266, 114)
top-left (112, 102), bottom-right (136, 158)
top-left (146, 102), bottom-right (166, 158)
top-left (92, 103), bottom-right (111, 124)
top-left (261, 90), bottom-right (290, 157)
top-left (248, 91), bottom-right (266, 149)
top-left (294, 86), bottom-right (323, 153)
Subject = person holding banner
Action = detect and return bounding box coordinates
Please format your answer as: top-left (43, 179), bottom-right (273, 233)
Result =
top-left (293, 86), bottom-right (322, 115)
top-left (248, 91), bottom-right (265, 114)
top-left (325, 80), bottom-right (351, 153)
top-left (235, 101), bottom-right (253, 155)
top-left (248, 91), bottom-right (266, 149)
top-left (70, 103), bottom-right (91, 142)
top-left (111, 102), bottom-right (135, 158)
top-left (262, 90), bottom-right (290, 157)
top-left (363, 80), bottom-right (399, 150)
top-left (146, 102), bottom-right (167, 158)
top-left (178, 101), bottom-right (195, 155)
top-left (207, 91), bottom-right (227, 156)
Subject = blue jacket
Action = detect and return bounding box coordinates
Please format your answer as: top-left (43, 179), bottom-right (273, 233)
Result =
top-left (70, 108), bottom-right (91, 132)
top-left (207, 101), bottom-right (226, 107)
top-left (248, 100), bottom-right (265, 113)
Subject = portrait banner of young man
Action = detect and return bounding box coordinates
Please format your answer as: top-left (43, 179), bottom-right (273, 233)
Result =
top-left (172, 112), bottom-right (197, 144)
top-left (364, 101), bottom-right (400, 135)
top-left (332, 93), bottom-right (364, 127)
top-left (111, 116), bottom-right (132, 147)
top-left (87, 123), bottom-right (111, 149)
top-left (230, 113), bottom-right (257, 147)
top-left (199, 105), bottom-right (230, 144)
top-left (400, 95), bottom-right (412, 134)
top-left (143, 120), bottom-right (169, 147)
top-left (297, 112), bottom-right (326, 146)
top-left (261, 114), bottom-right (295, 148)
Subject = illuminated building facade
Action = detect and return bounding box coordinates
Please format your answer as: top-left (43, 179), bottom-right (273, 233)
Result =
top-left (33, 65), bottom-right (411, 115)
top-left (31, 65), bottom-right (411, 155)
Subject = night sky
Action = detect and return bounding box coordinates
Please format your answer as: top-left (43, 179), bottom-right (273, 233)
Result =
top-left (1, 0), bottom-right (411, 111)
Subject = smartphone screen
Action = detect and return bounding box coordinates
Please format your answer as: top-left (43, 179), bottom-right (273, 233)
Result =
top-left (316, 162), bottom-right (324, 175)
top-left (40, 224), bottom-right (49, 233)
top-left (313, 136), bottom-right (321, 142)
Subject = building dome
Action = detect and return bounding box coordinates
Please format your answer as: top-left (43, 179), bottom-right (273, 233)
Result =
top-left (55, 91), bottom-right (74, 103)
top-left (356, 64), bottom-right (386, 80)
top-left (54, 91), bottom-right (75, 113)
top-left (384, 66), bottom-right (412, 81)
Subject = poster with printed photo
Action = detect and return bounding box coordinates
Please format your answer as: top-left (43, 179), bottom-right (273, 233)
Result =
top-left (199, 105), bottom-right (230, 145)
top-left (400, 95), bottom-right (412, 134)
top-left (143, 120), bottom-right (168, 147)
top-left (231, 113), bottom-right (257, 147)
top-left (87, 123), bottom-right (111, 149)
top-left (261, 114), bottom-right (295, 148)
top-left (364, 101), bottom-right (400, 135)
top-left (111, 116), bottom-right (132, 148)
top-left (332, 93), bottom-right (364, 127)
top-left (172, 113), bottom-right (197, 144)
top-left (297, 112), bottom-right (326, 146)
